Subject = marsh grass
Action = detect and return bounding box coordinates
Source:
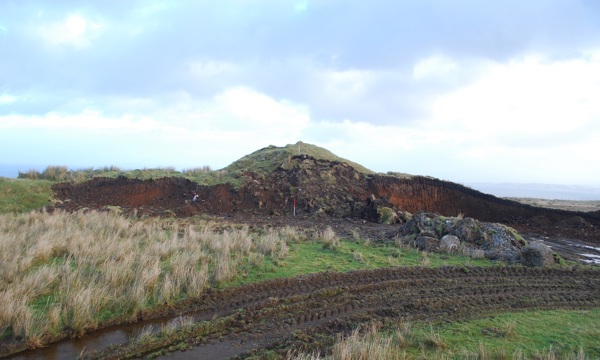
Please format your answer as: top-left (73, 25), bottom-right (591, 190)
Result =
top-left (0, 210), bottom-right (289, 344)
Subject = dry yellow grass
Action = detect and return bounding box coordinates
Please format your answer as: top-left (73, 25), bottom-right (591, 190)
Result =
top-left (0, 210), bottom-right (289, 343)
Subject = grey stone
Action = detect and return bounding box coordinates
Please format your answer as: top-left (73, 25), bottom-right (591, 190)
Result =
top-left (520, 241), bottom-right (555, 267)
top-left (415, 235), bottom-right (440, 252)
top-left (440, 235), bottom-right (460, 252)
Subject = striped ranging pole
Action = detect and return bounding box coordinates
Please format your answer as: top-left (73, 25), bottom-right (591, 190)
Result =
top-left (294, 197), bottom-right (296, 216)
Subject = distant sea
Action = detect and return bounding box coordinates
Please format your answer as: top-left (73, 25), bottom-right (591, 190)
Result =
top-left (0, 164), bottom-right (45, 178)
top-left (466, 182), bottom-right (600, 201)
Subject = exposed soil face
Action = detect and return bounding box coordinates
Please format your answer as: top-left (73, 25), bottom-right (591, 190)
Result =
top-left (52, 155), bottom-right (600, 247)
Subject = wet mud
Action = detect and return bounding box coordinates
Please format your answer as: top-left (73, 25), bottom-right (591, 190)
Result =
top-left (7, 266), bottom-right (600, 359)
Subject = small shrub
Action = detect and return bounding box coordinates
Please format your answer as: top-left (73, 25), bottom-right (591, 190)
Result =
top-left (319, 226), bottom-right (340, 249)
top-left (18, 169), bottom-right (40, 180)
top-left (42, 166), bottom-right (68, 181)
top-left (377, 207), bottom-right (398, 225)
top-left (182, 166), bottom-right (212, 176)
top-left (502, 320), bottom-right (517, 339)
top-left (470, 249), bottom-right (486, 260)
top-left (423, 326), bottom-right (447, 349)
top-left (421, 252), bottom-right (431, 266)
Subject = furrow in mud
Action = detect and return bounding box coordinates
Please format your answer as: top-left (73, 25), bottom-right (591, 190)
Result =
top-left (73, 266), bottom-right (600, 360)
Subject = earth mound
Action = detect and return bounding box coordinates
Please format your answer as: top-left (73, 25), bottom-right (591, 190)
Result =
top-left (51, 143), bottom-right (600, 249)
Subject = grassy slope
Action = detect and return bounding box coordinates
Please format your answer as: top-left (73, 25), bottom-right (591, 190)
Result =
top-left (224, 141), bottom-right (374, 175)
top-left (0, 178), bottom-right (54, 213)
top-left (7, 142), bottom-right (374, 197)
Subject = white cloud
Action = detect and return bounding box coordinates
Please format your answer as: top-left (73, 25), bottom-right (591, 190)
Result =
top-left (412, 55), bottom-right (459, 81)
top-left (0, 110), bottom-right (162, 132)
top-left (188, 60), bottom-right (238, 79)
top-left (431, 52), bottom-right (600, 140)
top-left (295, 52), bottom-right (600, 185)
top-left (318, 69), bottom-right (375, 102)
top-left (214, 87), bottom-right (309, 130)
top-left (0, 94), bottom-right (18, 105)
top-left (36, 14), bottom-right (103, 48)
top-left (0, 87), bottom-right (312, 169)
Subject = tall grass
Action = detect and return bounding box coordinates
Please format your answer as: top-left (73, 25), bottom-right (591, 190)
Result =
top-left (15, 165), bottom-right (232, 186)
top-left (0, 210), bottom-right (289, 344)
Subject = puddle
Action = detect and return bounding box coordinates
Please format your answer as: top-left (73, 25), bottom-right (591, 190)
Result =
top-left (8, 316), bottom-right (194, 360)
top-left (581, 253), bottom-right (600, 265)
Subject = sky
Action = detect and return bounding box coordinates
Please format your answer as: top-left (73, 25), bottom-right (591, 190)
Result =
top-left (1, 0), bottom-right (600, 189)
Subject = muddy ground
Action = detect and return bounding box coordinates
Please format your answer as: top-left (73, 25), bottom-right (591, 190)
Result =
top-left (8, 160), bottom-right (599, 359)
top-left (9, 266), bottom-right (600, 360)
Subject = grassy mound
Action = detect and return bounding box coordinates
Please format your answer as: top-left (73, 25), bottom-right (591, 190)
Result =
top-left (224, 141), bottom-right (374, 175)
top-left (0, 178), bottom-right (54, 213)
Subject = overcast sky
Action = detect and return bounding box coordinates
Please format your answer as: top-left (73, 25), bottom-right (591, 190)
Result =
top-left (1, 0), bottom-right (600, 188)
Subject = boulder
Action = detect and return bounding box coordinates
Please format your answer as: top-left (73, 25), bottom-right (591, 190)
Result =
top-left (519, 241), bottom-right (555, 267)
top-left (440, 235), bottom-right (460, 253)
top-left (450, 217), bottom-right (486, 245)
top-left (415, 234), bottom-right (439, 252)
top-left (399, 211), bottom-right (439, 236)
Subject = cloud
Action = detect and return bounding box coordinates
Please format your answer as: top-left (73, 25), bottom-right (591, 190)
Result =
top-left (2, 1), bottom-right (600, 186)
top-left (0, 87), bottom-right (310, 169)
top-left (187, 60), bottom-right (238, 79)
top-left (431, 51), bottom-right (600, 141)
top-left (0, 94), bottom-right (18, 105)
top-left (35, 14), bottom-right (104, 48)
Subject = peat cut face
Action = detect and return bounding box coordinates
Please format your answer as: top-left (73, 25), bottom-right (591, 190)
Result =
top-left (52, 176), bottom-right (238, 216)
top-left (50, 157), bottom-right (600, 243)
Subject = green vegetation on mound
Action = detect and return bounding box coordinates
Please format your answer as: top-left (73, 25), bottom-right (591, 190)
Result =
top-left (16, 165), bottom-right (240, 187)
top-left (10, 142), bottom-right (371, 198)
top-left (224, 141), bottom-right (374, 175)
top-left (0, 178), bottom-right (54, 213)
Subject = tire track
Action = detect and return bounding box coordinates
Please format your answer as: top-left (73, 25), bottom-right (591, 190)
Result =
top-left (82, 266), bottom-right (600, 360)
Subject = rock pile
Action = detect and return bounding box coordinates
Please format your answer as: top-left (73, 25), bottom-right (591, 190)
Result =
top-left (397, 211), bottom-right (558, 266)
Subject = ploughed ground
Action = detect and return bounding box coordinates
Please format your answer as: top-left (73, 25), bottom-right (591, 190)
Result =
top-left (5, 155), bottom-right (600, 359)
top-left (8, 266), bottom-right (600, 360)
